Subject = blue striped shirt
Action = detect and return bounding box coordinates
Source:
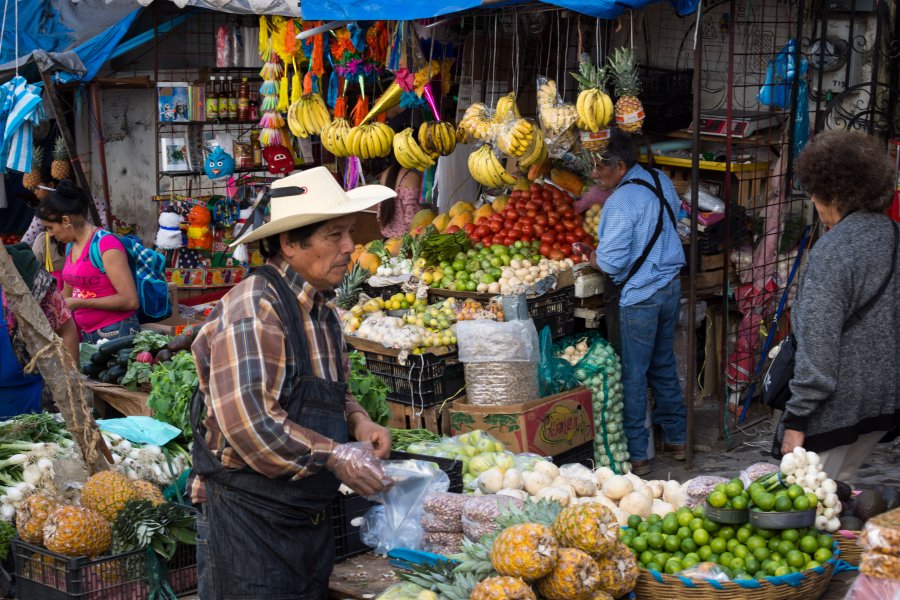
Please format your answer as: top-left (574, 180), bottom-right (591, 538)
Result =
top-left (595, 163), bottom-right (685, 306)
top-left (0, 76), bottom-right (44, 174)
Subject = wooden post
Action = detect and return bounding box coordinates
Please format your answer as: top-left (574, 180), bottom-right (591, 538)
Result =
top-left (38, 71), bottom-right (107, 226)
top-left (0, 245), bottom-right (109, 473)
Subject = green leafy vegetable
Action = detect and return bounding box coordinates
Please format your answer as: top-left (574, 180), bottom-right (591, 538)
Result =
top-left (390, 428), bottom-right (440, 451)
top-left (0, 520), bottom-right (15, 559)
top-left (348, 351), bottom-right (390, 427)
top-left (131, 331), bottom-right (171, 358)
top-left (121, 361), bottom-right (154, 390)
top-left (147, 351), bottom-right (198, 440)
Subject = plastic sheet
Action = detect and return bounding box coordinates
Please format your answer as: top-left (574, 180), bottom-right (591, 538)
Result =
top-left (539, 326), bottom-right (579, 397)
top-left (360, 460), bottom-right (450, 555)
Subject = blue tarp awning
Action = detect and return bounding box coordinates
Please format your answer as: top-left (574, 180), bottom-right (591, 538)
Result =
top-left (303, 0), bottom-right (699, 23)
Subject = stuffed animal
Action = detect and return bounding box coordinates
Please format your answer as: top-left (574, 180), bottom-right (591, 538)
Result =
top-left (205, 146), bottom-right (236, 180)
top-left (186, 205), bottom-right (213, 251)
top-left (155, 211), bottom-right (184, 250)
top-left (263, 145), bottom-right (294, 174)
top-left (231, 207), bottom-right (254, 264)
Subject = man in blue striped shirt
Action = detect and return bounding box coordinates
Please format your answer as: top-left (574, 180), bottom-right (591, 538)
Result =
top-left (589, 129), bottom-right (686, 476)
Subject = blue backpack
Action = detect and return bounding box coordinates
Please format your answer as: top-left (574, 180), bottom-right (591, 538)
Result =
top-left (69, 230), bottom-right (171, 323)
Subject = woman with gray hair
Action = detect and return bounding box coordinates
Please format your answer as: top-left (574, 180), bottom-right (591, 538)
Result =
top-left (775, 130), bottom-right (899, 482)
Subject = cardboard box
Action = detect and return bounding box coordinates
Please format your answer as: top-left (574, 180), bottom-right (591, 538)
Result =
top-left (449, 387), bottom-right (594, 456)
top-left (141, 315), bottom-right (205, 336)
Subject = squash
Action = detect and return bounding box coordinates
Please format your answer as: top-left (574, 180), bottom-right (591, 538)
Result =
top-left (550, 168), bottom-right (585, 197)
top-left (620, 491), bottom-right (653, 518)
top-left (448, 201), bottom-right (475, 218)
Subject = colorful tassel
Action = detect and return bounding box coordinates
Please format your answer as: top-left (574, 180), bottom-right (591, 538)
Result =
top-left (312, 28), bottom-right (325, 76)
top-left (303, 71), bottom-right (313, 95)
top-left (261, 94), bottom-right (279, 111)
top-left (351, 95), bottom-right (369, 127)
top-left (334, 95), bottom-right (347, 119)
top-left (285, 19), bottom-right (297, 56)
top-left (259, 17), bottom-right (270, 61)
top-left (326, 72), bottom-right (339, 108)
top-left (278, 76), bottom-right (289, 111)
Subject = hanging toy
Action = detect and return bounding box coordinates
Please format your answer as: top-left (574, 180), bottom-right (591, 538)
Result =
top-left (204, 146), bottom-right (236, 180)
top-left (155, 211), bottom-right (184, 250)
top-left (263, 145), bottom-right (294, 174)
top-left (259, 52), bottom-right (288, 146)
top-left (212, 196), bottom-right (240, 228)
top-left (231, 207), bottom-right (255, 264)
top-left (187, 205), bottom-right (213, 251)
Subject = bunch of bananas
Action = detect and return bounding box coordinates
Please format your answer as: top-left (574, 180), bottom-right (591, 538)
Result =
top-left (320, 118), bottom-right (352, 158)
top-left (519, 132), bottom-right (548, 168)
top-left (418, 121), bottom-right (458, 156)
top-left (287, 94), bottom-right (332, 138)
top-left (468, 145), bottom-right (516, 188)
top-left (458, 103), bottom-right (497, 143)
top-left (493, 91), bottom-right (521, 123)
top-left (393, 128), bottom-right (436, 171)
top-left (496, 118), bottom-right (537, 158)
top-left (345, 123), bottom-right (395, 159)
top-left (575, 88), bottom-right (615, 132)
top-left (536, 79), bottom-right (578, 138)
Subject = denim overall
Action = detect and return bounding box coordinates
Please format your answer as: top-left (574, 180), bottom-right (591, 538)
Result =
top-left (191, 266), bottom-right (349, 600)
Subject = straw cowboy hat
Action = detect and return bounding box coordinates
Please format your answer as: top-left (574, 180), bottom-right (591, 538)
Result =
top-left (230, 166), bottom-right (396, 247)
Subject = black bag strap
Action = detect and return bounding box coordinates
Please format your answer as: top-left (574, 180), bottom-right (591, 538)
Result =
top-left (843, 220), bottom-right (898, 332)
top-left (617, 165), bottom-right (678, 288)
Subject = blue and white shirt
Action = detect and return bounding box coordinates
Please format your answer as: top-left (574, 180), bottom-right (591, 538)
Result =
top-left (595, 163), bottom-right (685, 306)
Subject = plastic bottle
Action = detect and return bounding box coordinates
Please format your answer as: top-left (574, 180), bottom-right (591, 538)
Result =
top-left (205, 77), bottom-right (218, 121)
top-left (226, 76), bottom-right (237, 120)
top-left (217, 77), bottom-right (228, 121)
top-left (237, 77), bottom-right (250, 122)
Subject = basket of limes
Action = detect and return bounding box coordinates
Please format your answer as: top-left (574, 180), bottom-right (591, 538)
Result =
top-left (706, 478), bottom-right (751, 524)
top-left (746, 472), bottom-right (818, 529)
top-left (623, 505), bottom-right (842, 600)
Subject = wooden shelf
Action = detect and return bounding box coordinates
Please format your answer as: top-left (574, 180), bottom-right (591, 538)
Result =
top-left (665, 130), bottom-right (782, 146)
top-left (639, 154), bottom-right (769, 173)
top-left (158, 165), bottom-right (270, 178)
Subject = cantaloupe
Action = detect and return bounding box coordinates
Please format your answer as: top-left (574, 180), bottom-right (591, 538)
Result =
top-left (432, 213), bottom-right (451, 232)
top-left (384, 238), bottom-right (402, 256)
top-left (492, 195), bottom-right (509, 212)
top-left (448, 201), bottom-right (475, 218)
top-left (410, 208), bottom-right (436, 230)
top-left (447, 212), bottom-right (473, 230)
top-left (473, 204), bottom-right (494, 221)
top-left (356, 252), bottom-right (381, 274)
top-left (550, 168), bottom-right (585, 196)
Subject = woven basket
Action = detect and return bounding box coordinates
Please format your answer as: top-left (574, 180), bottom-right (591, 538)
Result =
top-left (632, 560), bottom-right (835, 600)
top-left (836, 531), bottom-right (862, 567)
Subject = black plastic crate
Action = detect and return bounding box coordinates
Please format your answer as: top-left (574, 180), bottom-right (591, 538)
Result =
top-left (360, 349), bottom-right (464, 408)
top-left (638, 66), bottom-right (694, 133)
top-left (13, 539), bottom-right (197, 600)
top-left (696, 204), bottom-right (750, 255)
top-left (529, 286), bottom-right (575, 341)
top-left (533, 313), bottom-right (575, 341)
top-left (332, 449), bottom-right (465, 560)
top-left (362, 282), bottom-right (404, 300)
top-left (551, 441), bottom-right (595, 468)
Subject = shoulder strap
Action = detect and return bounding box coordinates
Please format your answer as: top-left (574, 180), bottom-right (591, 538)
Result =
top-left (843, 221), bottom-right (898, 331)
top-left (87, 229), bottom-right (111, 274)
top-left (252, 265), bottom-right (307, 372)
top-left (618, 166), bottom-right (678, 287)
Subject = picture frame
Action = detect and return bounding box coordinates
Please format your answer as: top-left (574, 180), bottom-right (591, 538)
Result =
top-left (158, 82), bottom-right (191, 123)
top-left (160, 136), bottom-right (192, 172)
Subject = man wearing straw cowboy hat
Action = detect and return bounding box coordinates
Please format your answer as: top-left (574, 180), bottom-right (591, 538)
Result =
top-left (189, 167), bottom-right (397, 599)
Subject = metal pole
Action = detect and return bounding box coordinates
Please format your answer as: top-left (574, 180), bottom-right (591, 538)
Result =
top-left (686, 1), bottom-right (704, 471)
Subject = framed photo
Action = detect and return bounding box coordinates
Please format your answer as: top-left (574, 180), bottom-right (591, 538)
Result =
top-left (160, 137), bottom-right (192, 172)
top-left (158, 82), bottom-right (190, 122)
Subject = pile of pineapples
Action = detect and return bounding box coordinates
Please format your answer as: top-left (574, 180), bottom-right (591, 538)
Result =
top-left (402, 500), bottom-right (639, 600)
top-left (15, 470), bottom-right (164, 560)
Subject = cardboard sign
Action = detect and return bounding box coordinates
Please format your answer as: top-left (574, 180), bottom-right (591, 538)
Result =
top-left (449, 387), bottom-right (594, 456)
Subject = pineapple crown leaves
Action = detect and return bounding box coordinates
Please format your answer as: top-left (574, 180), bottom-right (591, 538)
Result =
top-left (399, 232), bottom-right (414, 259)
top-left (607, 48), bottom-right (641, 97)
top-left (399, 559), bottom-right (479, 600)
top-left (53, 136), bottom-right (69, 160)
top-left (367, 239), bottom-right (391, 263)
top-left (111, 500), bottom-right (197, 561)
top-left (570, 57), bottom-right (607, 92)
top-left (495, 497), bottom-right (564, 529)
top-left (336, 263), bottom-right (368, 310)
top-left (448, 536), bottom-right (497, 579)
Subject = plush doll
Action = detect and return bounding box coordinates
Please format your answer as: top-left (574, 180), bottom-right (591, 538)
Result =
top-left (231, 207), bottom-right (254, 264)
top-left (155, 211), bottom-right (184, 249)
top-left (205, 146), bottom-right (236, 180)
top-left (187, 205), bottom-right (213, 251)
top-left (263, 144), bottom-right (294, 174)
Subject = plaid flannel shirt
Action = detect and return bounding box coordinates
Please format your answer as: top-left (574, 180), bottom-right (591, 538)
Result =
top-left (189, 257), bottom-right (367, 504)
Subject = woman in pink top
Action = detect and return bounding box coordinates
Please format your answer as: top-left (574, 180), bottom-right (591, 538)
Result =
top-left (36, 181), bottom-right (140, 343)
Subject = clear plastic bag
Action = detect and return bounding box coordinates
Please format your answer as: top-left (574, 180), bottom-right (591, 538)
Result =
top-left (495, 116), bottom-right (540, 159)
top-left (375, 581), bottom-right (430, 600)
top-left (421, 492), bottom-right (467, 533)
top-left (844, 572), bottom-right (900, 600)
top-left (422, 531), bottom-right (465, 555)
top-left (860, 507), bottom-right (900, 556)
top-left (457, 319), bottom-right (540, 363)
top-left (681, 186), bottom-right (726, 213)
top-left (860, 551), bottom-right (900, 580)
top-left (682, 476), bottom-right (729, 508)
top-left (739, 462), bottom-right (779, 489)
top-left (677, 562), bottom-right (731, 582)
top-left (462, 495), bottom-right (525, 542)
top-left (458, 102), bottom-right (497, 143)
top-left (359, 460), bottom-right (450, 555)
top-left (536, 76), bottom-right (578, 139)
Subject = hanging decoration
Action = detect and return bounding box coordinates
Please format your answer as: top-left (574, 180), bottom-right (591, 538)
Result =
top-left (258, 51), bottom-right (289, 147)
top-left (204, 146), bottom-right (235, 180)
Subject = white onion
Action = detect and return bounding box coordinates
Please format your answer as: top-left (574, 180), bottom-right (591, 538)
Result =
top-left (0, 504), bottom-right (15, 521)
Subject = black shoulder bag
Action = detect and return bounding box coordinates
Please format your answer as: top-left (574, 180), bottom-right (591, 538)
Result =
top-left (603, 166), bottom-right (678, 354)
top-left (763, 220), bottom-right (899, 411)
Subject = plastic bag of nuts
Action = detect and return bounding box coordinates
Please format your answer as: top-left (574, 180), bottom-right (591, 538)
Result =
top-left (423, 531), bottom-right (465, 555)
top-left (462, 495), bottom-right (525, 541)
top-left (421, 492), bottom-right (467, 532)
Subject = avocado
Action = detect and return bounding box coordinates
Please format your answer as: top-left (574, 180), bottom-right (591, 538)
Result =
top-left (839, 515), bottom-right (864, 531)
top-left (835, 480), bottom-right (853, 502)
top-left (876, 485), bottom-right (899, 511)
top-left (853, 489), bottom-right (887, 521)
top-left (168, 334), bottom-right (192, 352)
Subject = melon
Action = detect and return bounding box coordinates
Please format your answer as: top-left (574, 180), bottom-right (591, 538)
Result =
top-left (384, 238), bottom-right (402, 256)
top-left (473, 204), bottom-right (495, 221)
top-left (356, 252), bottom-right (381, 274)
top-left (410, 208), bottom-right (436, 230)
top-left (432, 213), bottom-right (451, 232)
top-left (448, 201), bottom-right (475, 218)
top-left (447, 212), bottom-right (473, 230)
top-left (492, 195), bottom-right (509, 212)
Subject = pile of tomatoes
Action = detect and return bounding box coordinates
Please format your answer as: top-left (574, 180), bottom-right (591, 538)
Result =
top-left (462, 182), bottom-right (594, 261)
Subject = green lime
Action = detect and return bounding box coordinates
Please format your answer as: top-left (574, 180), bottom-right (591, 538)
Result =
top-left (677, 527), bottom-right (692, 540)
top-left (747, 535), bottom-right (767, 552)
top-left (681, 538), bottom-right (698, 554)
top-left (744, 558), bottom-right (761, 574)
top-left (734, 544), bottom-right (750, 560)
top-left (757, 527), bottom-right (778, 540)
top-left (654, 552), bottom-right (671, 566)
top-left (726, 539), bottom-right (740, 554)
top-left (770, 552), bottom-right (782, 563)
top-left (649, 523), bottom-right (663, 534)
top-left (698, 545), bottom-right (713, 561)
top-left (689, 518), bottom-right (704, 531)
top-left (817, 534), bottom-right (834, 549)
top-left (806, 560), bottom-right (822, 570)
top-left (786, 550), bottom-right (805, 568)
top-left (627, 515), bottom-right (642, 529)
top-left (781, 529), bottom-right (800, 543)
top-left (737, 527), bottom-right (752, 544)
top-left (681, 555), bottom-right (700, 570)
top-left (692, 529), bottom-right (710, 546)
top-left (814, 547), bottom-right (833, 563)
top-left (756, 493), bottom-right (776, 511)
top-left (719, 552), bottom-right (734, 568)
top-left (692, 505), bottom-right (707, 519)
top-left (674, 551), bottom-right (685, 560)
top-left (648, 532), bottom-right (664, 550)
top-left (714, 483), bottom-right (727, 495)
top-left (777, 540), bottom-right (795, 556)
top-left (748, 482), bottom-right (764, 496)
top-left (647, 514), bottom-right (662, 525)
top-left (662, 517), bottom-right (679, 535)
top-left (719, 526), bottom-right (735, 541)
top-left (753, 546), bottom-right (771, 562)
top-left (731, 495), bottom-right (749, 510)
top-left (665, 535), bottom-right (681, 553)
top-left (664, 559), bottom-right (683, 575)
top-left (631, 536), bottom-right (648, 553)
top-left (645, 562), bottom-right (661, 572)
top-left (708, 491), bottom-right (728, 508)
top-left (787, 484), bottom-right (805, 500)
top-left (774, 495), bottom-right (794, 512)
top-left (774, 565), bottom-right (792, 577)
top-left (702, 519), bottom-right (721, 533)
top-left (639, 550), bottom-right (654, 565)
top-left (637, 522), bottom-right (649, 534)
top-left (725, 482), bottom-right (744, 498)
top-left (710, 538), bottom-right (727, 554)
top-left (806, 492), bottom-right (819, 507)
top-left (708, 553), bottom-right (720, 564)
top-left (730, 557), bottom-right (745, 571)
top-left (798, 535), bottom-right (818, 554)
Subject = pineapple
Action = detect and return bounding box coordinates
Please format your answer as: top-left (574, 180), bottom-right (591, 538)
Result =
top-left (593, 540), bottom-right (640, 597)
top-left (536, 547), bottom-right (602, 600)
top-left (490, 523), bottom-right (558, 582)
top-left (43, 505), bottom-right (111, 557)
top-left (471, 576), bottom-right (536, 600)
top-left (399, 559), bottom-right (481, 600)
top-left (336, 262), bottom-right (369, 310)
top-left (589, 592), bottom-right (615, 600)
top-left (23, 145), bottom-right (44, 190)
top-left (50, 136), bottom-right (71, 180)
top-left (16, 494), bottom-right (60, 544)
top-left (80, 471), bottom-right (140, 521)
top-left (496, 498), bottom-right (564, 528)
top-left (607, 48), bottom-right (645, 133)
top-left (551, 504), bottom-right (618, 558)
top-left (131, 480), bottom-right (166, 507)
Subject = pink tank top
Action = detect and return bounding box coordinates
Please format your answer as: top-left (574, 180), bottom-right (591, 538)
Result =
top-left (63, 232), bottom-right (136, 333)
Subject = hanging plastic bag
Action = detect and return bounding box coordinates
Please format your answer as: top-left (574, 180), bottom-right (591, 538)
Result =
top-left (538, 325), bottom-right (579, 396)
top-left (758, 39), bottom-right (808, 110)
top-left (359, 460), bottom-right (450, 555)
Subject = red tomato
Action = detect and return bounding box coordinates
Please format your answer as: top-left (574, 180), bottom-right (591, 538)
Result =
top-left (464, 223), bottom-right (477, 236)
top-left (548, 249), bottom-right (566, 260)
top-left (446, 225), bottom-right (460, 233)
top-left (521, 233), bottom-right (532, 242)
top-left (534, 214), bottom-right (548, 226)
top-left (562, 219), bottom-right (577, 231)
top-left (563, 232), bottom-right (577, 244)
top-left (530, 183), bottom-right (542, 193)
top-left (506, 208), bottom-right (518, 221)
top-left (476, 216), bottom-right (488, 226)
top-left (561, 207), bottom-right (575, 218)
top-left (554, 223), bottom-right (565, 233)
top-left (510, 190), bottom-right (522, 198)
top-left (519, 216), bottom-right (534, 227)
top-left (571, 254), bottom-right (583, 264)
top-left (541, 232), bottom-right (557, 244)
top-left (526, 209), bottom-right (537, 218)
top-left (489, 221), bottom-right (502, 233)
top-left (475, 225), bottom-right (491, 238)
top-left (548, 210), bottom-right (560, 220)
top-left (542, 190), bottom-right (552, 201)
top-left (490, 213), bottom-right (505, 222)
top-left (532, 224), bottom-right (545, 237)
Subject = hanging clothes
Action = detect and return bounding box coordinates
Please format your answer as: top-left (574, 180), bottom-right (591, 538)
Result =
top-left (0, 76), bottom-right (44, 174)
